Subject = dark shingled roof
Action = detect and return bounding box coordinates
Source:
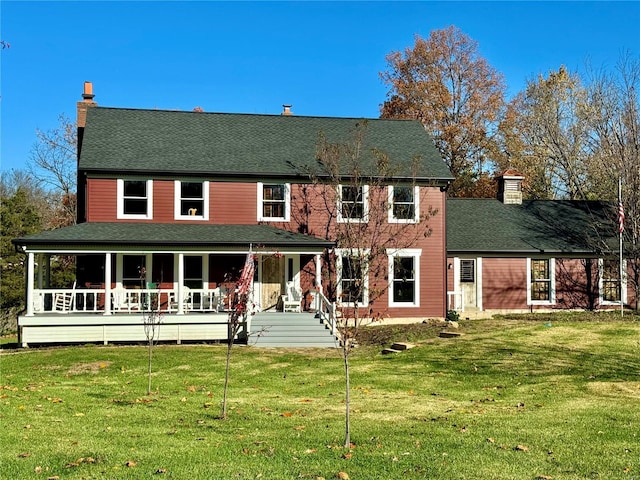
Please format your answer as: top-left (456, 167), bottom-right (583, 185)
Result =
top-left (79, 107), bottom-right (453, 182)
top-left (13, 223), bottom-right (334, 250)
top-left (447, 199), bottom-right (618, 254)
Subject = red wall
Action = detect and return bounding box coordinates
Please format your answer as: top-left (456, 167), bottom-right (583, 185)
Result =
top-left (84, 177), bottom-right (448, 318)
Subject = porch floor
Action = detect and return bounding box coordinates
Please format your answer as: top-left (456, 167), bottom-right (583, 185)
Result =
top-left (248, 312), bottom-right (338, 348)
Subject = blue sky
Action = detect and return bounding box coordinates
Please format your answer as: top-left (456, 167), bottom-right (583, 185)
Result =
top-left (1, 1), bottom-right (639, 174)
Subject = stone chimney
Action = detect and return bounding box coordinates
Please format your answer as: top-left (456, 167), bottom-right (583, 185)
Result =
top-left (281, 104), bottom-right (293, 116)
top-left (77, 81), bottom-right (97, 128)
top-left (497, 169), bottom-right (524, 205)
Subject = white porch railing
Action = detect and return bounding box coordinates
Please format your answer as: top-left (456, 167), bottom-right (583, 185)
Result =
top-left (447, 290), bottom-right (464, 312)
top-left (32, 287), bottom-right (229, 315)
top-left (314, 288), bottom-right (337, 335)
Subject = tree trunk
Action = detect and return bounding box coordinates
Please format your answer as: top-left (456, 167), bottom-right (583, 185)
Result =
top-left (343, 350), bottom-right (351, 449)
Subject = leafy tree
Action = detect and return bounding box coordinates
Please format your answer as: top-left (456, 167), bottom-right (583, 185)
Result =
top-left (0, 173), bottom-right (43, 332)
top-left (299, 121), bottom-right (435, 448)
top-left (380, 26), bottom-right (506, 196)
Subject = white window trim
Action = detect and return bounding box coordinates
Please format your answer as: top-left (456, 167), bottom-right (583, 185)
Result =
top-left (388, 185), bottom-right (419, 224)
top-left (527, 257), bottom-right (556, 305)
top-left (336, 248), bottom-right (370, 307)
top-left (117, 179), bottom-right (153, 220)
top-left (257, 183), bottom-right (290, 222)
top-left (337, 184), bottom-right (369, 223)
top-left (174, 180), bottom-right (210, 221)
top-left (599, 258), bottom-right (627, 305)
top-left (387, 248), bottom-right (421, 307)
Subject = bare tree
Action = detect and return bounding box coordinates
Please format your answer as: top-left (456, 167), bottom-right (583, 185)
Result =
top-left (380, 26), bottom-right (506, 196)
top-left (139, 266), bottom-right (163, 395)
top-left (497, 66), bottom-right (595, 200)
top-left (220, 251), bottom-right (255, 419)
top-left (29, 114), bottom-right (78, 227)
top-left (585, 53), bottom-right (640, 306)
top-left (301, 122), bottom-right (436, 448)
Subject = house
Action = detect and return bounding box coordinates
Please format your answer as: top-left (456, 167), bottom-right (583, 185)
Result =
top-left (12, 82), bottom-right (453, 347)
top-left (446, 170), bottom-right (633, 316)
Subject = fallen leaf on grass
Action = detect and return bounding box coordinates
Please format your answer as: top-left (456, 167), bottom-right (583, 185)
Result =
top-left (47, 476), bottom-right (59, 480)
top-left (34, 466), bottom-right (43, 473)
top-left (18, 452), bottom-right (30, 458)
top-left (125, 460), bottom-right (136, 467)
top-left (536, 475), bottom-right (553, 480)
top-left (337, 472), bottom-right (350, 480)
top-left (514, 445), bottom-right (529, 452)
top-left (155, 468), bottom-right (167, 474)
top-left (281, 411), bottom-right (293, 417)
top-left (300, 398), bottom-right (313, 403)
top-left (341, 453), bottom-right (352, 459)
top-left (304, 448), bottom-right (317, 454)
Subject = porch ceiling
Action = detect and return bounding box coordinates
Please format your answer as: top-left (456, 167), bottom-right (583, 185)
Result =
top-left (13, 222), bottom-right (334, 252)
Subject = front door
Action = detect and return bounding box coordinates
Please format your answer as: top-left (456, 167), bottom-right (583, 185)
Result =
top-left (261, 256), bottom-right (284, 310)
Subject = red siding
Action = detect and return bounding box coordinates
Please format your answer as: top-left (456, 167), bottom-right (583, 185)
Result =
top-left (482, 257), bottom-right (528, 309)
top-left (86, 178), bottom-right (117, 221)
top-left (83, 176), bottom-right (448, 318)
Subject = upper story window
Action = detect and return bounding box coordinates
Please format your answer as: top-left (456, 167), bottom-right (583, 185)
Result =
top-left (388, 249), bottom-right (421, 307)
top-left (388, 185), bottom-right (419, 223)
top-left (338, 184), bottom-right (368, 223)
top-left (117, 179), bottom-right (153, 219)
top-left (175, 181), bottom-right (209, 220)
top-left (527, 258), bottom-right (555, 305)
top-left (258, 183), bottom-right (290, 221)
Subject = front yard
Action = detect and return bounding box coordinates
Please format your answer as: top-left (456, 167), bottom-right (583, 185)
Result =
top-left (1, 312), bottom-right (638, 479)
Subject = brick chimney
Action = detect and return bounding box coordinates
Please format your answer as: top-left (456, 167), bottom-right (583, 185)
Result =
top-left (77, 81), bottom-right (97, 129)
top-left (281, 104), bottom-right (293, 116)
top-left (497, 169), bottom-right (524, 204)
top-left (76, 81), bottom-right (97, 225)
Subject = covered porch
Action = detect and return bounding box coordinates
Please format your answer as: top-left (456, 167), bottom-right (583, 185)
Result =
top-left (13, 223), bottom-right (335, 347)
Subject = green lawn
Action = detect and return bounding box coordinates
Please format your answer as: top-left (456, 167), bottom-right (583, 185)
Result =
top-left (1, 312), bottom-right (638, 479)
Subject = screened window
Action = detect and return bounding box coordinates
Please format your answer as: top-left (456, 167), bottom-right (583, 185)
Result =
top-left (258, 183), bottom-right (289, 221)
top-left (118, 179), bottom-right (153, 219)
top-left (184, 256), bottom-right (203, 289)
top-left (389, 185), bottom-right (418, 222)
top-left (122, 255), bottom-right (146, 288)
top-left (530, 259), bottom-right (551, 302)
top-left (339, 185), bottom-right (368, 222)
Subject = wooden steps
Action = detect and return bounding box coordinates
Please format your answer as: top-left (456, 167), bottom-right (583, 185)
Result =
top-left (247, 312), bottom-right (337, 348)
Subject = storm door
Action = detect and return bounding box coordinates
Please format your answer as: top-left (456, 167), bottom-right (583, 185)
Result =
top-left (261, 255), bottom-right (284, 310)
top-left (460, 259), bottom-right (477, 308)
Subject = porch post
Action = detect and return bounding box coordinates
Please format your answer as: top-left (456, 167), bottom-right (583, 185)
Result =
top-left (36, 254), bottom-right (44, 289)
top-left (26, 252), bottom-right (35, 316)
top-left (315, 254), bottom-right (322, 293)
top-left (177, 253), bottom-right (184, 315)
top-left (104, 252), bottom-right (112, 315)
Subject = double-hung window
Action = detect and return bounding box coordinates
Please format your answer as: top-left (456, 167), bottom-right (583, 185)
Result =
top-left (122, 255), bottom-right (146, 289)
top-left (528, 258), bottom-right (555, 305)
top-left (258, 183), bottom-right (290, 221)
top-left (337, 250), bottom-right (369, 306)
top-left (388, 249), bottom-right (421, 306)
top-left (600, 258), bottom-right (625, 304)
top-left (117, 179), bottom-right (153, 219)
top-left (338, 184), bottom-right (368, 222)
top-left (388, 185), bottom-right (419, 223)
top-left (175, 181), bottom-right (209, 220)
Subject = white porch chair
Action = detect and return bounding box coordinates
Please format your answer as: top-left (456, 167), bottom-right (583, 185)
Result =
top-left (282, 281), bottom-right (302, 313)
top-left (53, 281), bottom-right (76, 312)
top-left (111, 286), bottom-right (141, 312)
top-left (170, 286), bottom-right (192, 312)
